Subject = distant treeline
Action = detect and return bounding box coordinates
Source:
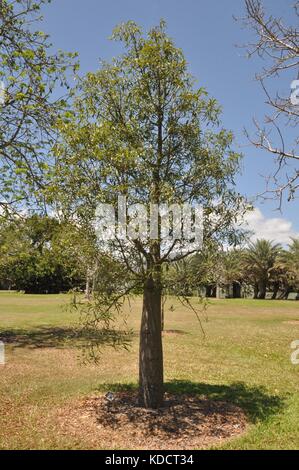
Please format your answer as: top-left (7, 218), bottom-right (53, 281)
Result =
top-left (169, 239), bottom-right (299, 299)
top-left (0, 215), bottom-right (95, 294)
top-left (1, 216), bottom-right (299, 299)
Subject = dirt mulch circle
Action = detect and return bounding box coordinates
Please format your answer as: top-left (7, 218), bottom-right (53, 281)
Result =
top-left (58, 391), bottom-right (247, 449)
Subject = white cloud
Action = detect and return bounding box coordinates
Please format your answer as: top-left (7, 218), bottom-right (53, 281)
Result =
top-left (243, 208), bottom-right (299, 245)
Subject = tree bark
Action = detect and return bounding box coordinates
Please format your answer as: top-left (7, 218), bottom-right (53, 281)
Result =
top-left (139, 275), bottom-right (164, 409)
top-left (85, 269), bottom-right (91, 300)
top-left (271, 283), bottom-right (279, 299)
top-left (258, 281), bottom-right (267, 299)
top-left (279, 287), bottom-right (291, 300)
top-left (92, 259), bottom-right (99, 295)
top-left (161, 298), bottom-right (165, 332)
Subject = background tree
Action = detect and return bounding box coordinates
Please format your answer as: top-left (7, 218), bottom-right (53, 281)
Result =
top-left (51, 221), bottom-right (100, 299)
top-left (0, 0), bottom-right (77, 215)
top-left (0, 215), bottom-right (87, 293)
top-left (243, 239), bottom-right (281, 299)
top-left (281, 239), bottom-right (299, 286)
top-left (52, 21), bottom-right (246, 408)
top-left (242, 0), bottom-right (299, 206)
top-left (274, 238), bottom-right (299, 298)
top-left (215, 249), bottom-right (245, 297)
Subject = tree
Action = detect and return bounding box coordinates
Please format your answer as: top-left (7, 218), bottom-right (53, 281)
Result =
top-left (215, 249), bottom-right (245, 297)
top-left (241, 0), bottom-right (299, 207)
top-left (274, 238), bottom-right (299, 298)
top-left (0, 0), bottom-right (77, 215)
top-left (281, 239), bottom-right (299, 285)
top-left (0, 215), bottom-right (86, 293)
top-left (52, 21), bottom-right (246, 408)
top-left (50, 219), bottom-right (100, 298)
top-left (243, 239), bottom-right (281, 299)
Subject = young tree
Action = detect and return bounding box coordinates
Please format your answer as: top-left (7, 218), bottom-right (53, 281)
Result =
top-left (0, 0), bottom-right (77, 215)
top-left (241, 0), bottom-right (299, 206)
top-left (52, 21), bottom-right (246, 408)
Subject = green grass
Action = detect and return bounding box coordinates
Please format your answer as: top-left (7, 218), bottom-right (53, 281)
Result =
top-left (1, 291), bottom-right (299, 449)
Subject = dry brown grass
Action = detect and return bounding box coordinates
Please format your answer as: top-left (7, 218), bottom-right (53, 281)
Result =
top-left (1, 293), bottom-right (299, 449)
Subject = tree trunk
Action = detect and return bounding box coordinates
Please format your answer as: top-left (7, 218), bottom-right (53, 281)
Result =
top-left (161, 295), bottom-right (165, 332)
top-left (253, 284), bottom-right (258, 299)
top-left (85, 269), bottom-right (91, 300)
top-left (279, 286), bottom-right (291, 300)
top-left (139, 276), bottom-right (164, 409)
top-left (272, 283), bottom-right (279, 299)
top-left (92, 259), bottom-right (99, 295)
top-left (258, 281), bottom-right (266, 299)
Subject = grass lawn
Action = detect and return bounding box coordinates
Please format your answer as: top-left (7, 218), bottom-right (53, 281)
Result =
top-left (0, 291), bottom-right (299, 449)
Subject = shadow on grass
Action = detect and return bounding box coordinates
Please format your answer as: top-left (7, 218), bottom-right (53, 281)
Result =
top-left (95, 380), bottom-right (285, 424)
top-left (0, 326), bottom-right (135, 349)
top-left (0, 327), bottom-right (74, 349)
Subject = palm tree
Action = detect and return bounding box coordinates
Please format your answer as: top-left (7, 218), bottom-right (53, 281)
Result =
top-left (211, 249), bottom-right (245, 298)
top-left (274, 239), bottom-right (299, 298)
top-left (243, 239), bottom-right (281, 299)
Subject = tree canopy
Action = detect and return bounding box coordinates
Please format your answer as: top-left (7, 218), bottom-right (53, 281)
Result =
top-left (0, 0), bottom-right (77, 215)
top-left (51, 20), bottom-right (247, 408)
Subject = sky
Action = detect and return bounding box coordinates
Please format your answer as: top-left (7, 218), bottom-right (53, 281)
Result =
top-left (40, 0), bottom-right (299, 244)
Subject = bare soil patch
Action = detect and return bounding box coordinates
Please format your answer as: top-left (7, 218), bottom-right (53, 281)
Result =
top-left (283, 320), bottom-right (299, 325)
top-left (59, 391), bottom-right (247, 450)
top-left (162, 329), bottom-right (187, 336)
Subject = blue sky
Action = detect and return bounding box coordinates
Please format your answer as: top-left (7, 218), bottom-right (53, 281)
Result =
top-left (41, 0), bottom-right (298, 243)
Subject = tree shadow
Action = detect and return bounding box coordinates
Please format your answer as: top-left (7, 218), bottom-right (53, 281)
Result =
top-left (95, 379), bottom-right (285, 424)
top-left (0, 327), bottom-right (74, 349)
top-left (0, 326), bottom-right (135, 350)
top-left (166, 380), bottom-right (285, 423)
